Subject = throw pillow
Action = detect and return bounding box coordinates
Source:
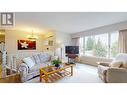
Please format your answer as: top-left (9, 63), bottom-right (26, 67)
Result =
top-left (39, 53), bottom-right (50, 62)
top-left (51, 56), bottom-right (58, 61)
top-left (23, 57), bottom-right (35, 68)
top-left (33, 54), bottom-right (41, 64)
top-left (110, 60), bottom-right (123, 68)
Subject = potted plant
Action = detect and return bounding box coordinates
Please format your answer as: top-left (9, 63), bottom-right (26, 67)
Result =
top-left (52, 59), bottom-right (62, 67)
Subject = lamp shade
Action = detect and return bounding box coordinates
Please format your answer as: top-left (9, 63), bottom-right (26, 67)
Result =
top-left (27, 35), bottom-right (38, 40)
top-left (27, 30), bottom-right (38, 40)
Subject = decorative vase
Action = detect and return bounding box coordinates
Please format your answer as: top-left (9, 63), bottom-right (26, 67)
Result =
top-left (55, 64), bottom-right (60, 67)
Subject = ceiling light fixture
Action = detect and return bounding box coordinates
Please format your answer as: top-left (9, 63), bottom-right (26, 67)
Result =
top-left (27, 30), bottom-right (38, 41)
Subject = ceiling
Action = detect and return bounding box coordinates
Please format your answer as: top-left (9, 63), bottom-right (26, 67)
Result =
top-left (15, 12), bottom-right (127, 34)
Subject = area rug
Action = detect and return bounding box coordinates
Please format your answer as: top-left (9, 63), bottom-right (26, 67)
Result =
top-left (26, 63), bottom-right (103, 83)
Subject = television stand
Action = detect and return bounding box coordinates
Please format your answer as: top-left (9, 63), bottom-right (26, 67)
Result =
top-left (69, 62), bottom-right (75, 64)
top-left (66, 54), bottom-right (78, 64)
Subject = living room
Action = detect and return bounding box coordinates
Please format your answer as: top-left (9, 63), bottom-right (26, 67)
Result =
top-left (1, 12), bottom-right (127, 83)
top-left (1, 0), bottom-right (127, 95)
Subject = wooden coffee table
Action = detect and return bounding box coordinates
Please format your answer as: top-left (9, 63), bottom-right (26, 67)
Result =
top-left (40, 64), bottom-right (73, 83)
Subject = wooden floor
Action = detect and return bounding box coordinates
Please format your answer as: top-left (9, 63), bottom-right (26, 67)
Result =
top-left (0, 65), bottom-right (21, 83)
top-left (0, 74), bottom-right (21, 83)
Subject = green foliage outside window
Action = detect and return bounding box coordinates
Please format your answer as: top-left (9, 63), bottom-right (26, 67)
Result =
top-left (84, 32), bottom-right (118, 58)
top-left (85, 37), bottom-right (107, 57)
top-left (86, 37), bottom-right (94, 50)
top-left (94, 39), bottom-right (107, 57)
top-left (111, 41), bottom-right (118, 57)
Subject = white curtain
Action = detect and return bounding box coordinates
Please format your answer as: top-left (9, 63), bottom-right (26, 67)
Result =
top-left (118, 29), bottom-right (127, 53)
top-left (72, 37), bottom-right (80, 46)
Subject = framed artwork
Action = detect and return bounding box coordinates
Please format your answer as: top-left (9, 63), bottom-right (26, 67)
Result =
top-left (18, 40), bottom-right (36, 50)
top-left (48, 40), bottom-right (53, 46)
top-left (43, 40), bottom-right (53, 46)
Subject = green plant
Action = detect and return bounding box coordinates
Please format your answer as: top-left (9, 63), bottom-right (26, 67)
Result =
top-left (111, 41), bottom-right (118, 57)
top-left (52, 59), bottom-right (62, 67)
top-left (86, 37), bottom-right (95, 50)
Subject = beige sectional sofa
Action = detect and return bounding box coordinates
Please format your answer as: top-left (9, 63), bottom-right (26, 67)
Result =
top-left (79, 55), bottom-right (112, 66)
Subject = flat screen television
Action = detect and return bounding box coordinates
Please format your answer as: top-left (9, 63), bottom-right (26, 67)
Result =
top-left (65, 46), bottom-right (79, 54)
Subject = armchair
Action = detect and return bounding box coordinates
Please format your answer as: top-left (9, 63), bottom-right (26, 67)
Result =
top-left (98, 53), bottom-right (127, 83)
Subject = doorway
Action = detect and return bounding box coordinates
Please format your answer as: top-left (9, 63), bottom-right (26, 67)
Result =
top-left (0, 29), bottom-right (5, 78)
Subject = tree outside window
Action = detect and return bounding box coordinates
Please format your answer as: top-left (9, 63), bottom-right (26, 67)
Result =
top-left (86, 37), bottom-right (94, 50)
top-left (94, 39), bottom-right (107, 57)
top-left (82, 32), bottom-right (118, 58)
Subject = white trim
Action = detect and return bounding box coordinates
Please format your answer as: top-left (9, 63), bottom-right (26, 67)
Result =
top-left (108, 32), bottom-right (111, 58)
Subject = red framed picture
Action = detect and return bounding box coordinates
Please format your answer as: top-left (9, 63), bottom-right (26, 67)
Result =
top-left (18, 40), bottom-right (36, 50)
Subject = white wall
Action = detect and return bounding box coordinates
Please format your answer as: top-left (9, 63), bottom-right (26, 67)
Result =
top-left (5, 30), bottom-right (72, 66)
top-left (5, 29), bottom-right (44, 67)
top-left (5, 30), bottom-right (43, 55)
top-left (55, 31), bottom-right (71, 59)
top-left (71, 21), bottom-right (127, 38)
top-left (5, 29), bottom-right (71, 57)
top-left (55, 31), bottom-right (71, 46)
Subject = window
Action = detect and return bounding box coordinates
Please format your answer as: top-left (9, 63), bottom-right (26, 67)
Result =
top-left (110, 32), bottom-right (119, 58)
top-left (79, 37), bottom-right (84, 55)
top-left (84, 36), bottom-right (94, 56)
top-left (84, 33), bottom-right (108, 57)
top-left (80, 31), bottom-right (119, 58)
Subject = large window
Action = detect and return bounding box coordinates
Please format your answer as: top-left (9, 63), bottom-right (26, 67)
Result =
top-left (110, 32), bottom-right (119, 58)
top-left (80, 32), bottom-right (119, 58)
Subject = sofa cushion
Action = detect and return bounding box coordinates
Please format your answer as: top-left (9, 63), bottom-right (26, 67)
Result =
top-left (33, 54), bottom-right (41, 64)
top-left (30, 56), bottom-right (36, 63)
top-left (23, 57), bottom-right (35, 68)
top-left (110, 61), bottom-right (123, 68)
top-left (29, 64), bottom-right (41, 73)
top-left (39, 53), bottom-right (50, 63)
top-left (51, 56), bottom-right (58, 61)
top-left (29, 63), bottom-right (46, 73)
top-left (115, 53), bottom-right (127, 62)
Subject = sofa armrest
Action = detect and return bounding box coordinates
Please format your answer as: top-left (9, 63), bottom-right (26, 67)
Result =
top-left (18, 63), bottom-right (29, 73)
top-left (18, 63), bottom-right (29, 82)
top-left (106, 67), bottom-right (127, 83)
top-left (97, 62), bottom-right (110, 66)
